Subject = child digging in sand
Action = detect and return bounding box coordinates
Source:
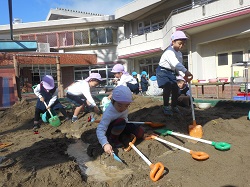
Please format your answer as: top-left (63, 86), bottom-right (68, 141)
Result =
top-left (96, 85), bottom-right (144, 155)
top-left (33, 75), bottom-right (69, 130)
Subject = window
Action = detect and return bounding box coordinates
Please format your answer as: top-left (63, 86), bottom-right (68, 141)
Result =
top-left (218, 53), bottom-right (228, 66)
top-left (47, 33), bottom-right (57, 47)
top-left (73, 65), bottom-right (114, 86)
top-left (90, 66), bottom-right (114, 86)
top-left (19, 27), bottom-right (115, 48)
top-left (74, 66), bottom-right (90, 80)
top-left (139, 56), bottom-right (161, 77)
top-left (74, 30), bottom-right (90, 45)
top-left (98, 29), bottom-right (106, 43)
top-left (90, 28), bottom-right (113, 45)
top-left (31, 66), bottom-right (57, 86)
top-left (232, 51), bottom-right (243, 64)
top-left (106, 28), bottom-right (113, 43)
top-left (90, 29), bottom-right (98, 44)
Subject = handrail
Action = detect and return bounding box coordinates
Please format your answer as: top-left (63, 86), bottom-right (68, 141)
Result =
top-left (164, 0), bottom-right (219, 28)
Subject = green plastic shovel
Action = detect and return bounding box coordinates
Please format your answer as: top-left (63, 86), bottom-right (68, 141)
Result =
top-left (154, 129), bottom-right (231, 151)
top-left (44, 102), bottom-right (61, 127)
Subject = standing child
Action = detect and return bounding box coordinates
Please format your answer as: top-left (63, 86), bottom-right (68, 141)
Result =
top-left (96, 85), bottom-right (144, 155)
top-left (66, 73), bottom-right (102, 122)
top-left (33, 75), bottom-right (68, 130)
top-left (111, 64), bottom-right (139, 94)
top-left (156, 30), bottom-right (193, 116)
top-left (176, 75), bottom-right (193, 107)
top-left (140, 71), bottom-right (149, 95)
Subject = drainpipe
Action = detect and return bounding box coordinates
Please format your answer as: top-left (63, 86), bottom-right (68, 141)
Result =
top-left (187, 34), bottom-right (193, 75)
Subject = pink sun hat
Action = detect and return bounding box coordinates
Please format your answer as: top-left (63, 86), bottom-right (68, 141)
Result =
top-left (112, 85), bottom-right (133, 103)
top-left (85, 73), bottom-right (102, 82)
top-left (42, 75), bottom-right (55, 90)
top-left (171, 30), bottom-right (188, 41)
top-left (111, 64), bottom-right (125, 73)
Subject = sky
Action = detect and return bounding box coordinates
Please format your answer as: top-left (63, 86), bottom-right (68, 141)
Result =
top-left (0, 0), bottom-right (133, 25)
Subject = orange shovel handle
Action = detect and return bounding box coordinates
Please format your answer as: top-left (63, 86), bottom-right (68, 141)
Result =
top-left (149, 162), bottom-right (164, 182)
top-left (124, 134), bottom-right (136, 152)
top-left (190, 150), bottom-right (209, 160)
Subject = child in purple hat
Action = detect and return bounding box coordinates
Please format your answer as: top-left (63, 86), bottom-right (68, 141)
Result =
top-left (96, 85), bottom-right (144, 156)
top-left (111, 64), bottom-right (139, 94)
top-left (33, 75), bottom-right (69, 130)
top-left (66, 73), bottom-right (102, 122)
top-left (156, 30), bottom-right (193, 116)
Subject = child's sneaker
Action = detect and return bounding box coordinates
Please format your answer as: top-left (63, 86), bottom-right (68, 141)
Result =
top-left (163, 106), bottom-right (173, 116)
top-left (71, 117), bottom-right (78, 123)
top-left (33, 124), bottom-right (40, 131)
top-left (172, 106), bottom-right (181, 114)
top-left (65, 117), bottom-right (70, 121)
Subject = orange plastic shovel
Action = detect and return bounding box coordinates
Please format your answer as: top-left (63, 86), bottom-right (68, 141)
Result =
top-left (188, 82), bottom-right (203, 138)
top-left (128, 141), bottom-right (164, 182)
top-left (94, 120), bottom-right (165, 128)
top-left (0, 142), bottom-right (13, 149)
top-left (128, 121), bottom-right (165, 128)
top-left (145, 135), bottom-right (209, 161)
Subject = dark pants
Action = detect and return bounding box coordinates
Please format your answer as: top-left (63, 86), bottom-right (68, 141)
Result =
top-left (66, 93), bottom-right (87, 107)
top-left (156, 66), bottom-right (178, 107)
top-left (106, 118), bottom-right (144, 147)
top-left (127, 82), bottom-right (140, 94)
top-left (177, 95), bottom-right (191, 107)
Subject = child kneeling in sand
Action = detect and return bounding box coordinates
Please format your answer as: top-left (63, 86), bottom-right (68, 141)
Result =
top-left (96, 85), bottom-right (144, 155)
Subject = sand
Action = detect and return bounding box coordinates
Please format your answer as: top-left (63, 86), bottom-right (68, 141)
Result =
top-left (0, 95), bottom-right (250, 187)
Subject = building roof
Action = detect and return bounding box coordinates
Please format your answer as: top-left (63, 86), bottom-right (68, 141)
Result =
top-left (0, 52), bottom-right (97, 66)
top-left (115, 0), bottom-right (185, 21)
top-left (46, 8), bottom-right (107, 21)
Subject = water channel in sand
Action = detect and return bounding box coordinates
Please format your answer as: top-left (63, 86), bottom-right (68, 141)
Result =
top-left (67, 140), bottom-right (133, 183)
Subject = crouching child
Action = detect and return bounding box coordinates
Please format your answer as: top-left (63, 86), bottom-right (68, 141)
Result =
top-left (96, 85), bottom-right (144, 155)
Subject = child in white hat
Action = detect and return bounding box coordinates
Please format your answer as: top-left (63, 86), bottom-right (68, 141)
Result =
top-left (33, 75), bottom-right (69, 130)
top-left (96, 85), bottom-right (144, 155)
top-left (66, 73), bottom-right (102, 122)
top-left (156, 30), bottom-right (193, 116)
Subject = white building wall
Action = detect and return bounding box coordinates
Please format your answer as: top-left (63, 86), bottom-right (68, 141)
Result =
top-left (65, 46), bottom-right (117, 63)
top-left (118, 29), bottom-right (163, 56)
top-left (190, 16), bottom-right (250, 80)
top-left (173, 0), bottom-right (250, 28)
top-left (200, 37), bottom-right (250, 79)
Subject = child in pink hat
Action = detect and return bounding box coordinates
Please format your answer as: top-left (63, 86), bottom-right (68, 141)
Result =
top-left (156, 30), bottom-right (193, 116)
top-left (111, 64), bottom-right (139, 94)
top-left (33, 75), bottom-right (69, 130)
top-left (96, 85), bottom-right (144, 156)
top-left (66, 73), bottom-right (102, 122)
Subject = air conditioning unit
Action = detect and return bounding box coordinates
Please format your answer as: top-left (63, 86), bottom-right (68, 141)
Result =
top-left (37, 43), bottom-right (50, 53)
